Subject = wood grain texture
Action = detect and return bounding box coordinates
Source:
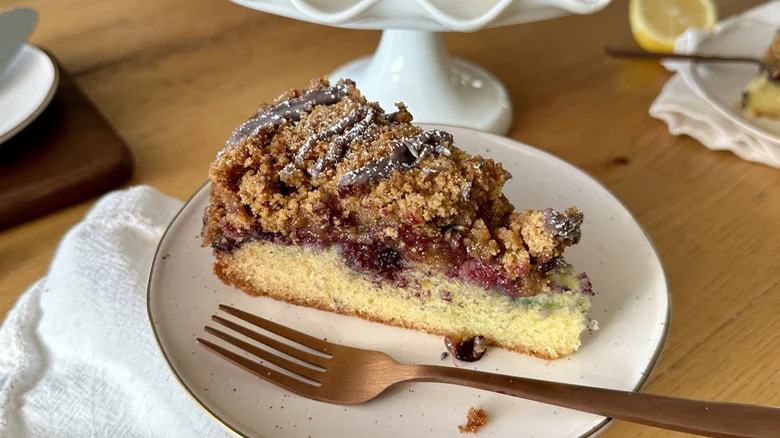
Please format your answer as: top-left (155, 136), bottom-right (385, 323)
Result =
top-left (0, 56), bottom-right (133, 229)
top-left (0, 0), bottom-right (777, 436)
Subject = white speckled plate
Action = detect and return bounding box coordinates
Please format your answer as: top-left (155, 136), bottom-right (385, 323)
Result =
top-left (682, 19), bottom-right (780, 144)
top-left (147, 125), bottom-right (669, 438)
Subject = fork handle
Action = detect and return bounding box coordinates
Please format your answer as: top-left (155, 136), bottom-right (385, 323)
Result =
top-left (604, 46), bottom-right (764, 66)
top-left (402, 365), bottom-right (779, 438)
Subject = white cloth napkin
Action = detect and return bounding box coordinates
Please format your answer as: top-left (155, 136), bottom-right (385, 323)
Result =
top-left (0, 186), bottom-right (231, 438)
top-left (649, 1), bottom-right (780, 168)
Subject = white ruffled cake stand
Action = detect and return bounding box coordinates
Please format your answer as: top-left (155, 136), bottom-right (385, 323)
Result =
top-left (231, 0), bottom-right (611, 134)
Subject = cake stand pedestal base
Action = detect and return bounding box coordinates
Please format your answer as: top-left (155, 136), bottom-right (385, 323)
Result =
top-left (331, 30), bottom-right (513, 135)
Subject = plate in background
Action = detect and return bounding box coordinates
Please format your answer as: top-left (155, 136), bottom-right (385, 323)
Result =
top-left (148, 125), bottom-right (670, 438)
top-left (0, 44), bottom-right (58, 146)
top-left (683, 20), bottom-right (780, 144)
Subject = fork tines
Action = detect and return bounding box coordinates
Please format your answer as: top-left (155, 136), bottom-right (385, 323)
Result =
top-left (197, 304), bottom-right (333, 390)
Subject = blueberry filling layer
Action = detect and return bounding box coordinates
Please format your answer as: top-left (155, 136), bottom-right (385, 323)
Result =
top-left (209, 222), bottom-right (593, 297)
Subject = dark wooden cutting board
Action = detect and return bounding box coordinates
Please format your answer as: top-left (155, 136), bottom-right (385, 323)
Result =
top-left (0, 52), bottom-right (133, 229)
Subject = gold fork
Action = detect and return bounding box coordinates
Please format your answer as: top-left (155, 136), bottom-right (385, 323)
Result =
top-left (197, 304), bottom-right (779, 438)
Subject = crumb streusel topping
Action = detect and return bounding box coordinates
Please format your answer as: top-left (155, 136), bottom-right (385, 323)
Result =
top-left (202, 78), bottom-right (585, 297)
top-left (458, 407), bottom-right (488, 434)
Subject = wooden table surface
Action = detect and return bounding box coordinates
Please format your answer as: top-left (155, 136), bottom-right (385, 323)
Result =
top-left (0, 0), bottom-right (777, 436)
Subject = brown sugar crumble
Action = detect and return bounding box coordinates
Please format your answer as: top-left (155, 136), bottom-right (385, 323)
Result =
top-left (458, 407), bottom-right (488, 434)
top-left (202, 78), bottom-right (587, 297)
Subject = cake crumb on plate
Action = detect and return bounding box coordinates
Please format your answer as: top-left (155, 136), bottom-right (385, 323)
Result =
top-left (458, 407), bottom-right (488, 433)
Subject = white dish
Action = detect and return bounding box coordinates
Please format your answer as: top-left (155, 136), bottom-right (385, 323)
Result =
top-left (0, 44), bottom-right (58, 145)
top-left (682, 19), bottom-right (780, 144)
top-left (148, 125), bottom-right (669, 438)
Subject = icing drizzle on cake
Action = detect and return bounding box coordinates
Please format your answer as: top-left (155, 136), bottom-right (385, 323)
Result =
top-left (337, 129), bottom-right (454, 194)
top-left (227, 80), bottom-right (353, 146)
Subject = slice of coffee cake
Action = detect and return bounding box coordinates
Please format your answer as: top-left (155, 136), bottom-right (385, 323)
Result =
top-left (202, 78), bottom-right (595, 359)
top-left (742, 29), bottom-right (780, 120)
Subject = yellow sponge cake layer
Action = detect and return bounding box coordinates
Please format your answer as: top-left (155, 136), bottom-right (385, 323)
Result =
top-left (214, 241), bottom-right (591, 360)
top-left (742, 75), bottom-right (780, 119)
top-left (741, 30), bottom-right (780, 120)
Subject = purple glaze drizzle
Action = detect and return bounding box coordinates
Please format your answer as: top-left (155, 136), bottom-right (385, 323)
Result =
top-left (542, 208), bottom-right (583, 243)
top-left (293, 104), bottom-right (366, 166)
top-left (309, 107), bottom-right (378, 178)
top-left (228, 81), bottom-right (352, 146)
top-left (337, 129), bottom-right (454, 194)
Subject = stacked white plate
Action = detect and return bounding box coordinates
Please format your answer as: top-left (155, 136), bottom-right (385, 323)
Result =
top-left (679, 18), bottom-right (780, 144)
top-left (0, 8), bottom-right (59, 146)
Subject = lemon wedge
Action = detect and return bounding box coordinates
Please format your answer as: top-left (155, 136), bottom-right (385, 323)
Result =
top-left (629, 0), bottom-right (717, 53)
